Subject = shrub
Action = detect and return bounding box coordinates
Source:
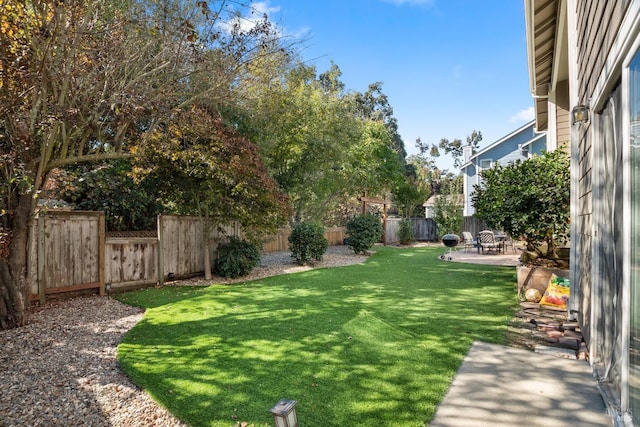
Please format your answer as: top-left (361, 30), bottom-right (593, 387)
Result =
top-left (398, 219), bottom-right (415, 245)
top-left (215, 237), bottom-right (261, 278)
top-left (288, 222), bottom-right (328, 265)
top-left (346, 213), bottom-right (383, 254)
top-left (472, 150), bottom-right (570, 264)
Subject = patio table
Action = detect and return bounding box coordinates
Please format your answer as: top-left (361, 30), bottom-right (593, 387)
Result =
top-left (494, 233), bottom-right (508, 253)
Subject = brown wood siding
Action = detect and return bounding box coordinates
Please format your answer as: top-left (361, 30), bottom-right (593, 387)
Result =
top-left (576, 1), bottom-right (626, 105)
top-left (576, 125), bottom-right (593, 343)
top-left (556, 107), bottom-right (570, 150)
top-left (573, 0), bottom-right (628, 348)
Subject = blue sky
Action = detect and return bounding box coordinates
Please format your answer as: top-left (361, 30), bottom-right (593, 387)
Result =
top-left (247, 0), bottom-right (534, 170)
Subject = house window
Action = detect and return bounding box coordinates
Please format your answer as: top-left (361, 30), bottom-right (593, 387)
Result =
top-left (479, 159), bottom-right (492, 170)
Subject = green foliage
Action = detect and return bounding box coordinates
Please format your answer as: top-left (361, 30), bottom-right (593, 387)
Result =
top-left (346, 213), bottom-right (383, 254)
top-left (393, 177), bottom-right (430, 218)
top-left (237, 61), bottom-right (405, 223)
top-left (288, 222), bottom-right (329, 265)
top-left (472, 150), bottom-right (570, 261)
top-left (398, 218), bottom-right (415, 245)
top-left (434, 194), bottom-right (463, 239)
top-left (59, 160), bottom-right (164, 231)
top-left (215, 237), bottom-right (261, 278)
top-left (141, 106), bottom-right (291, 237)
top-left (413, 130), bottom-right (482, 172)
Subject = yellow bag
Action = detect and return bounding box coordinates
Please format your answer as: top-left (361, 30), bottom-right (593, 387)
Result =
top-left (539, 274), bottom-right (570, 309)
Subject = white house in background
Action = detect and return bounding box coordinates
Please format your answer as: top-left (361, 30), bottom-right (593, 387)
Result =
top-left (460, 120), bottom-right (547, 216)
top-left (422, 194), bottom-right (464, 218)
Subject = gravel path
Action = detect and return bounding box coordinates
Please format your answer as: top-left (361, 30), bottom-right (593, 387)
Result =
top-left (0, 247), bottom-right (368, 427)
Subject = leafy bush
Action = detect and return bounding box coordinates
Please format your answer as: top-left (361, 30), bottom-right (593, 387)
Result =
top-left (398, 218), bottom-right (415, 245)
top-left (472, 150), bottom-right (570, 264)
top-left (433, 195), bottom-right (463, 240)
top-left (346, 213), bottom-right (383, 254)
top-left (59, 160), bottom-right (164, 231)
top-left (215, 237), bottom-right (261, 278)
top-left (288, 222), bottom-right (328, 265)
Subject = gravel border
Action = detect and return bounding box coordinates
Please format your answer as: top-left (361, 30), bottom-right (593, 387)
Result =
top-left (0, 247), bottom-right (369, 427)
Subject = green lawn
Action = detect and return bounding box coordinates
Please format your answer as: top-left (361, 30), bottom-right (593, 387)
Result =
top-left (116, 246), bottom-right (517, 427)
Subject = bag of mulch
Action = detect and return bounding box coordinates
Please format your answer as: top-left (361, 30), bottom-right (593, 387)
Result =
top-left (539, 274), bottom-right (570, 309)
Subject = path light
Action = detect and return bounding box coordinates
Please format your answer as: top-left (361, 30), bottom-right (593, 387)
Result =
top-left (105, 282), bottom-right (112, 298)
top-left (269, 398), bottom-right (298, 427)
top-left (571, 104), bottom-right (589, 125)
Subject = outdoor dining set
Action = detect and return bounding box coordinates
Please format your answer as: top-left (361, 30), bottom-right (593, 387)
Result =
top-left (461, 230), bottom-right (517, 255)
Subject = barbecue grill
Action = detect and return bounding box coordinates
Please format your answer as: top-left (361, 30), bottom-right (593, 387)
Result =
top-left (440, 233), bottom-right (460, 260)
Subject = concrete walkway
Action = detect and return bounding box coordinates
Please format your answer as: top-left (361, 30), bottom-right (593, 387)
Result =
top-left (429, 248), bottom-right (612, 426)
top-left (442, 247), bottom-right (521, 266)
top-left (430, 342), bottom-right (610, 426)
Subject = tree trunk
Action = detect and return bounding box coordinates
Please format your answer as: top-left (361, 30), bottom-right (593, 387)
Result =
top-left (0, 193), bottom-right (33, 330)
top-left (204, 238), bottom-right (212, 281)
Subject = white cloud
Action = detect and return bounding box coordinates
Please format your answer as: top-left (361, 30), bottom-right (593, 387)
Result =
top-left (510, 107), bottom-right (535, 123)
top-left (219, 1), bottom-right (281, 34)
top-left (251, 2), bottom-right (280, 17)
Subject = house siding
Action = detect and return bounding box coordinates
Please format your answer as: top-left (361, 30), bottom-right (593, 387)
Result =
top-left (572, 0), bottom-right (627, 350)
top-left (575, 1), bottom-right (626, 105)
top-left (555, 80), bottom-right (571, 151)
top-left (461, 122), bottom-right (545, 216)
top-left (570, 0), bottom-right (633, 417)
top-left (576, 125), bottom-right (593, 344)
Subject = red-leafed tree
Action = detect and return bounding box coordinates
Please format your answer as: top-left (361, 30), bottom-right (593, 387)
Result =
top-left (138, 106), bottom-right (290, 279)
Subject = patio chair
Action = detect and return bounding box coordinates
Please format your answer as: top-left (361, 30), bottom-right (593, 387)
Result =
top-left (478, 230), bottom-right (500, 254)
top-left (502, 235), bottom-right (517, 254)
top-left (461, 231), bottom-right (476, 253)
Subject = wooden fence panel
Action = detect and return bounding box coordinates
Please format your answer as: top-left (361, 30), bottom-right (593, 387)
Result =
top-left (463, 216), bottom-right (489, 237)
top-left (105, 237), bottom-right (158, 289)
top-left (159, 215), bottom-right (204, 279)
top-left (385, 217), bottom-right (437, 244)
top-left (158, 215), bottom-right (242, 280)
top-left (262, 229), bottom-right (291, 253)
top-left (325, 227), bottom-right (346, 246)
top-left (28, 211), bottom-right (104, 301)
top-left (261, 227), bottom-right (346, 253)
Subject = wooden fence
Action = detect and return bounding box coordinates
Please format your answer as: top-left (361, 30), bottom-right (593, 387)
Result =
top-left (29, 212), bottom-right (480, 301)
top-left (385, 217), bottom-right (437, 243)
top-left (27, 212), bottom-right (490, 302)
top-left (28, 211), bottom-right (105, 304)
top-left (28, 212), bottom-right (347, 301)
top-left (262, 226), bottom-right (346, 252)
top-left (462, 216), bottom-right (489, 237)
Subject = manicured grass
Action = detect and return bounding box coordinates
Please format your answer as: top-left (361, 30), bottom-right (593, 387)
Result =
top-left (116, 246), bottom-right (517, 427)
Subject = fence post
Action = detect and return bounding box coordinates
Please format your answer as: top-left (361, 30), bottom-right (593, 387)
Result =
top-left (37, 215), bottom-right (46, 305)
top-left (98, 213), bottom-right (105, 296)
top-left (157, 214), bottom-right (164, 285)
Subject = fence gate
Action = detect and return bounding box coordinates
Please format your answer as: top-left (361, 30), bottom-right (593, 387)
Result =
top-left (29, 211), bottom-right (105, 304)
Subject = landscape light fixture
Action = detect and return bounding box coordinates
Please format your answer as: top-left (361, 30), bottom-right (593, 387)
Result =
top-left (269, 398), bottom-right (298, 427)
top-left (105, 282), bottom-right (112, 298)
top-left (571, 104), bottom-right (589, 125)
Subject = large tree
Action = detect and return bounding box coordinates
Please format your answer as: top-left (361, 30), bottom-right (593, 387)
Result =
top-left (0, 0), bottom-right (288, 329)
top-left (140, 105), bottom-right (290, 279)
top-left (238, 61), bottom-right (405, 224)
